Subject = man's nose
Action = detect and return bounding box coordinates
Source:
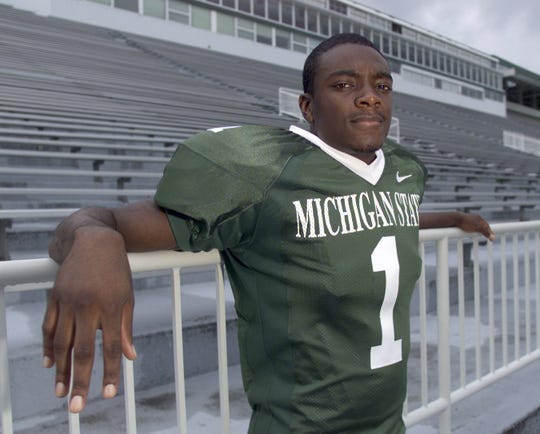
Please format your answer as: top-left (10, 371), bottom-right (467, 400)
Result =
top-left (354, 86), bottom-right (380, 107)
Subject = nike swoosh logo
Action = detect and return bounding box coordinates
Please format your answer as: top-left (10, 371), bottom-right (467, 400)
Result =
top-left (396, 172), bottom-right (413, 183)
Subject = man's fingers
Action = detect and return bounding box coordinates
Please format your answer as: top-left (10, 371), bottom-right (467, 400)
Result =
top-left (101, 316), bottom-right (124, 399)
top-left (52, 308), bottom-right (75, 397)
top-left (463, 215), bottom-right (495, 241)
top-left (484, 223), bottom-right (496, 241)
top-left (477, 218), bottom-right (495, 241)
top-left (42, 295), bottom-right (59, 368)
top-left (68, 314), bottom-right (99, 413)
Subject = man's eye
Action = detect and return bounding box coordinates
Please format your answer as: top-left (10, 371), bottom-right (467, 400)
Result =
top-left (377, 83), bottom-right (392, 92)
top-left (334, 82), bottom-right (353, 89)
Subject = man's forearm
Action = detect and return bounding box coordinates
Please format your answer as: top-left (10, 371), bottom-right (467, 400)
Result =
top-left (49, 200), bottom-right (178, 264)
top-left (419, 211), bottom-right (494, 240)
top-left (419, 211), bottom-right (463, 230)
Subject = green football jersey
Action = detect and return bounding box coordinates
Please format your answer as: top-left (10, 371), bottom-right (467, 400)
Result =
top-left (155, 125), bottom-right (427, 434)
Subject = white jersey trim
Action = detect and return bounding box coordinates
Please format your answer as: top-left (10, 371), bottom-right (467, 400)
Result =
top-left (289, 125), bottom-right (385, 186)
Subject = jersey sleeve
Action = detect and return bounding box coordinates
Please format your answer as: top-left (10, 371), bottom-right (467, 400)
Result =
top-left (154, 126), bottom-right (310, 251)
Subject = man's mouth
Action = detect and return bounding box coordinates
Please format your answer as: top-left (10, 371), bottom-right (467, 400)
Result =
top-left (350, 115), bottom-right (384, 126)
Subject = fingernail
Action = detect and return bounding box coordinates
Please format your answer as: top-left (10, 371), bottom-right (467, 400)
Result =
top-left (43, 356), bottom-right (52, 368)
top-left (70, 395), bottom-right (84, 413)
top-left (131, 344), bottom-right (137, 359)
top-left (55, 382), bottom-right (67, 397)
top-left (103, 384), bottom-right (117, 399)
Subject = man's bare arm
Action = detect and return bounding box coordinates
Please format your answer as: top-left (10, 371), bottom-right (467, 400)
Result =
top-left (419, 211), bottom-right (495, 241)
top-left (48, 199), bottom-right (177, 262)
top-left (43, 199), bottom-right (177, 413)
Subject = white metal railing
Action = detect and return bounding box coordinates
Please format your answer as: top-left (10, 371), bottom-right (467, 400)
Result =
top-left (389, 116), bottom-right (400, 143)
top-left (278, 87), bottom-right (304, 120)
top-left (405, 220), bottom-right (540, 431)
top-left (1, 221), bottom-right (539, 433)
top-left (503, 130), bottom-right (540, 157)
top-left (0, 250), bottom-right (228, 434)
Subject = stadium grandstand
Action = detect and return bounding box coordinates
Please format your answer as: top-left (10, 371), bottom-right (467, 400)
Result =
top-left (0, 0), bottom-right (539, 433)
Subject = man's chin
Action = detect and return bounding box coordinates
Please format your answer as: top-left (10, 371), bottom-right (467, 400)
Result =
top-left (350, 141), bottom-right (383, 154)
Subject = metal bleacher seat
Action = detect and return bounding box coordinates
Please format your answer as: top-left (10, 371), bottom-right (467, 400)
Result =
top-left (1, 2), bottom-right (540, 262)
top-left (0, 3), bottom-right (297, 260)
top-left (394, 93), bottom-right (540, 176)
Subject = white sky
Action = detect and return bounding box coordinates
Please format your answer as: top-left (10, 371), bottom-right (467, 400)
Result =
top-left (356, 0), bottom-right (540, 74)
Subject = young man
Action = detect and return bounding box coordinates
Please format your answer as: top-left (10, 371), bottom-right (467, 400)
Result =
top-left (43, 34), bottom-right (494, 432)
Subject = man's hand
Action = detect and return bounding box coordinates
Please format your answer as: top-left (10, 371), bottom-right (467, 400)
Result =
top-left (42, 226), bottom-right (136, 413)
top-left (454, 212), bottom-right (495, 241)
top-left (42, 200), bottom-right (176, 413)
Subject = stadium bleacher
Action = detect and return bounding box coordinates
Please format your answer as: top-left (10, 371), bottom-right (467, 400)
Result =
top-left (1, 3), bottom-right (540, 431)
top-left (0, 3), bottom-right (539, 257)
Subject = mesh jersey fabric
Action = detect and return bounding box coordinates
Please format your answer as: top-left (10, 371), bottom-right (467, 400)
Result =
top-left (154, 125), bottom-right (428, 434)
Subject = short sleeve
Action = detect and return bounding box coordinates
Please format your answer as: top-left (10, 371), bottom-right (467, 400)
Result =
top-left (154, 126), bottom-right (310, 251)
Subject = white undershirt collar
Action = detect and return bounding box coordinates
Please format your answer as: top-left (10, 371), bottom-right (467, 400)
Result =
top-left (289, 125), bottom-right (385, 186)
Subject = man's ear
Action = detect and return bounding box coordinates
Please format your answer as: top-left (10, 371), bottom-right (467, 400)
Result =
top-left (298, 93), bottom-right (314, 124)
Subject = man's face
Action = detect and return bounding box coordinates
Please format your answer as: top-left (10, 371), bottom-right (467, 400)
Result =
top-left (299, 44), bottom-right (393, 163)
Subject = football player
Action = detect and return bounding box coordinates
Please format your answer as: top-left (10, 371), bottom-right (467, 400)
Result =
top-left (43, 33), bottom-right (494, 432)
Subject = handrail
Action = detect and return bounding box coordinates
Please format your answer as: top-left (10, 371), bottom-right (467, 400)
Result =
top-left (0, 250), bottom-right (222, 434)
top-left (503, 130), bottom-right (540, 157)
top-left (1, 222), bottom-right (540, 433)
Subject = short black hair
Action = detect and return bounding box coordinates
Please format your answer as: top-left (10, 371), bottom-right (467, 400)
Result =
top-left (302, 33), bottom-right (384, 95)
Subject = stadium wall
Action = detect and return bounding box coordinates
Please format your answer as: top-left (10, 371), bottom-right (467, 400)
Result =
top-left (0, 0), bottom-right (507, 117)
top-left (393, 66), bottom-right (506, 116)
top-left (0, 0), bottom-right (52, 14)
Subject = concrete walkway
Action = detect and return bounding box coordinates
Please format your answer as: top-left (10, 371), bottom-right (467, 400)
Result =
top-left (8, 356), bottom-right (540, 433)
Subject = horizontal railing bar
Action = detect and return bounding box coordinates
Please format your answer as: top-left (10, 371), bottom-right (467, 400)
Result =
top-left (406, 351), bottom-right (540, 426)
top-left (419, 221), bottom-right (540, 241)
top-left (0, 250), bottom-right (221, 289)
top-left (127, 250), bottom-right (221, 272)
top-left (450, 351), bottom-right (540, 404)
top-left (0, 209), bottom-right (78, 219)
top-left (404, 397), bottom-right (449, 426)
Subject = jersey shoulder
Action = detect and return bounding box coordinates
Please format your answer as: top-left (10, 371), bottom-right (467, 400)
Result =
top-left (154, 126), bottom-right (311, 232)
top-left (184, 125), bottom-right (310, 164)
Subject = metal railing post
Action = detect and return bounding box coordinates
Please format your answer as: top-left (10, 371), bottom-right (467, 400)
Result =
top-left (172, 267), bottom-right (188, 434)
top-left (0, 284), bottom-right (14, 434)
top-left (536, 233), bottom-right (540, 351)
top-left (436, 237), bottom-right (451, 433)
top-left (216, 264), bottom-right (230, 434)
top-left (68, 351), bottom-right (81, 434)
top-left (123, 358), bottom-right (137, 434)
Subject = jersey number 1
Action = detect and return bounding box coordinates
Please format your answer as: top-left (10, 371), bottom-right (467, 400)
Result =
top-left (370, 236), bottom-right (402, 370)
